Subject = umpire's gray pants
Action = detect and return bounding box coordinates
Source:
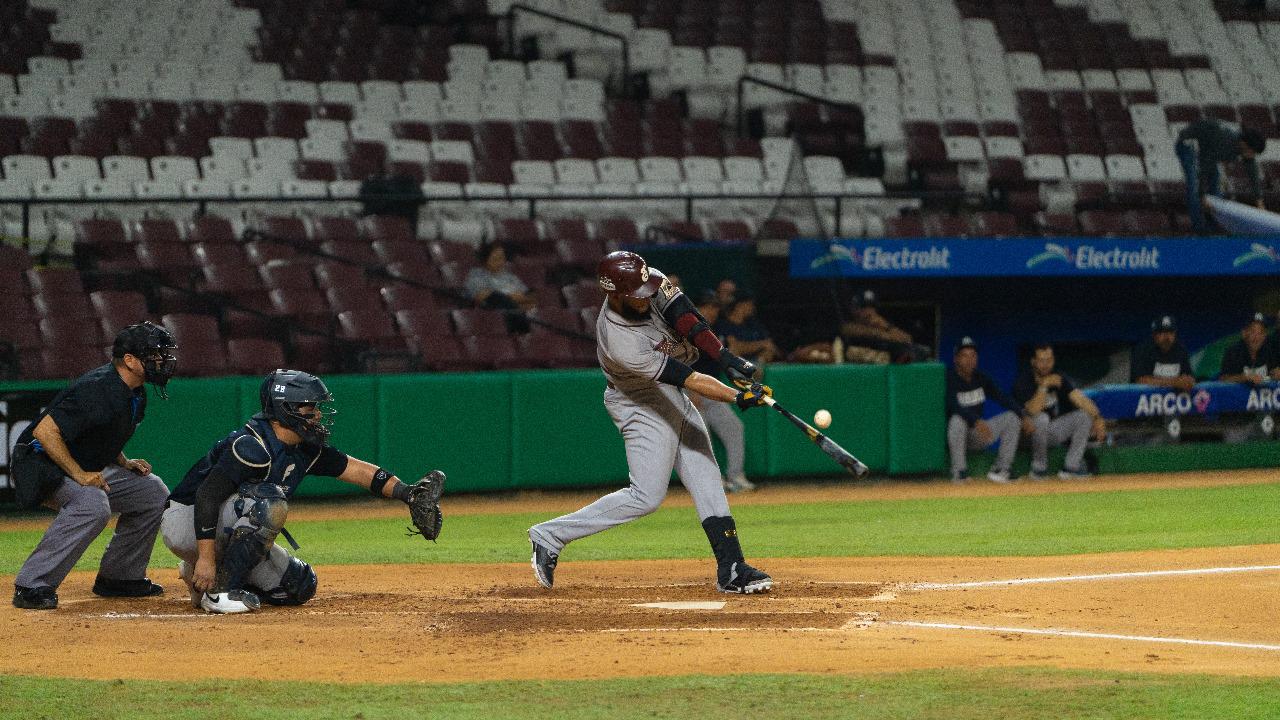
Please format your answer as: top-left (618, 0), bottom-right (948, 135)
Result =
top-left (947, 411), bottom-right (1021, 475)
top-left (15, 465), bottom-right (168, 590)
top-left (529, 386), bottom-right (732, 555)
top-left (1031, 409), bottom-right (1092, 472)
top-left (160, 498), bottom-right (293, 592)
top-left (693, 395), bottom-right (745, 479)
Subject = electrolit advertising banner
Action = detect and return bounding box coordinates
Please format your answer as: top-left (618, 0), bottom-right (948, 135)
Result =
top-left (789, 237), bottom-right (1280, 278)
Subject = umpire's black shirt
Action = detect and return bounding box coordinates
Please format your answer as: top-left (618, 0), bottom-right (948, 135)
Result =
top-left (16, 363), bottom-right (146, 472)
top-left (1129, 341), bottom-right (1193, 382)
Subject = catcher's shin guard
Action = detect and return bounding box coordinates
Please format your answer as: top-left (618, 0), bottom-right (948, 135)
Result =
top-left (254, 557), bottom-right (317, 606)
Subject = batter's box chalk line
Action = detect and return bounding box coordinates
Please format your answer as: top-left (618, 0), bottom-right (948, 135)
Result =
top-left (886, 621), bottom-right (1280, 653)
top-left (909, 564), bottom-right (1280, 590)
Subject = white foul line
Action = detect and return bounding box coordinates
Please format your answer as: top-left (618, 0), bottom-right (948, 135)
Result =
top-left (912, 564), bottom-right (1280, 590)
top-left (887, 621), bottom-right (1280, 652)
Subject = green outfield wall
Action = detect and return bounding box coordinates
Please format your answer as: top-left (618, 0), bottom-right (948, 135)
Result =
top-left (0, 364), bottom-right (946, 496)
top-left (10, 362), bottom-right (1274, 498)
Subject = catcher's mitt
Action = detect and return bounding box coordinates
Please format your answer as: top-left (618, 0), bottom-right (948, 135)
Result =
top-left (405, 470), bottom-right (446, 541)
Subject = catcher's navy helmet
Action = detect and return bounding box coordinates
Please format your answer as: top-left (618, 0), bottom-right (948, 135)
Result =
top-left (257, 369), bottom-right (335, 444)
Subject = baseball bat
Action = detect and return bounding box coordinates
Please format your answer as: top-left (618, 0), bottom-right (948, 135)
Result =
top-left (762, 396), bottom-right (869, 478)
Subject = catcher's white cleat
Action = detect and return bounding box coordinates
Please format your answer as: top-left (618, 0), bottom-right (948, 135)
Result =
top-left (200, 590), bottom-right (261, 614)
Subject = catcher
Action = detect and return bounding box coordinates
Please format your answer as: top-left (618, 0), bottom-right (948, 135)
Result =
top-left (160, 369), bottom-right (444, 614)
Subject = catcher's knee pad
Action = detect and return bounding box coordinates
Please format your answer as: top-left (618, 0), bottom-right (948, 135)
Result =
top-left (232, 482), bottom-right (289, 544)
top-left (258, 557), bottom-right (317, 606)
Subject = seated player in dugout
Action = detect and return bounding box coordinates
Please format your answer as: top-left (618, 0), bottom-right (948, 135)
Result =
top-left (1012, 343), bottom-right (1106, 480)
top-left (946, 336), bottom-right (1033, 484)
top-left (1131, 315), bottom-right (1196, 393)
top-left (715, 295), bottom-right (780, 365)
top-left (838, 289), bottom-right (930, 364)
top-left (161, 369), bottom-right (445, 614)
top-left (1219, 312), bottom-right (1279, 385)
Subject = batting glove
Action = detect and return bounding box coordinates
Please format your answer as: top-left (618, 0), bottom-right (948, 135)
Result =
top-left (719, 350), bottom-right (762, 388)
top-left (735, 382), bottom-right (773, 410)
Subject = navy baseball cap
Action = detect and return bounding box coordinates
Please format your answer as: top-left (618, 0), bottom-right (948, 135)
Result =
top-left (1246, 311), bottom-right (1268, 327)
top-left (954, 336), bottom-right (978, 353)
top-left (1151, 315), bottom-right (1176, 332)
top-left (695, 289), bottom-right (719, 306)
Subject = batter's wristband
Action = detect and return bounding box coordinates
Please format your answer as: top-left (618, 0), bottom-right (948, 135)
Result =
top-left (369, 467), bottom-right (394, 497)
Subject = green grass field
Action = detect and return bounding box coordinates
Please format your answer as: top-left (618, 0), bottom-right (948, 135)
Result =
top-left (3, 669), bottom-right (1279, 720)
top-left (2, 482), bottom-right (1278, 574)
top-left (4, 480), bottom-right (1279, 719)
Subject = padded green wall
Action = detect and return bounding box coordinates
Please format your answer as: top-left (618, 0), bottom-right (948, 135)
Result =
top-left (0, 363), bottom-right (949, 497)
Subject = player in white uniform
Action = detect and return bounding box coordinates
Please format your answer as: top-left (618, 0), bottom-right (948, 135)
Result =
top-left (528, 251), bottom-right (774, 594)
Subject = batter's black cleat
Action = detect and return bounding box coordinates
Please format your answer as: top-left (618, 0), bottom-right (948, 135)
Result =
top-left (13, 585), bottom-right (58, 610)
top-left (92, 576), bottom-right (164, 598)
top-left (716, 562), bottom-right (773, 594)
top-left (530, 539), bottom-right (558, 589)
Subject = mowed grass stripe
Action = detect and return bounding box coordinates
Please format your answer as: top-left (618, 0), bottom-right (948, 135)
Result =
top-left (2, 483), bottom-right (1278, 573)
top-left (3, 669), bottom-right (1280, 720)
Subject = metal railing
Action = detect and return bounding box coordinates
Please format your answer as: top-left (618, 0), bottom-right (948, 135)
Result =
top-left (506, 3), bottom-right (630, 90)
top-left (2, 188), bottom-right (974, 242)
top-left (735, 75), bottom-right (862, 137)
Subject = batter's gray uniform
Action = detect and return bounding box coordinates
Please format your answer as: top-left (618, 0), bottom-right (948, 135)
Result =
top-left (528, 301), bottom-right (731, 554)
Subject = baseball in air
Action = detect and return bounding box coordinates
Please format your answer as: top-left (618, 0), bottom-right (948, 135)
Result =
top-left (813, 409), bottom-right (832, 429)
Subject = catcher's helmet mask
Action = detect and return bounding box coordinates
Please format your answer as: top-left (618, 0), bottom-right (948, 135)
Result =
top-left (112, 321), bottom-right (178, 398)
top-left (257, 369), bottom-right (336, 445)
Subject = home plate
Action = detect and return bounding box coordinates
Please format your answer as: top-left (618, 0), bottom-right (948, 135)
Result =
top-left (632, 601), bottom-right (726, 610)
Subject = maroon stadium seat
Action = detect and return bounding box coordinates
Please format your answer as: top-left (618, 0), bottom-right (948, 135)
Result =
top-left (462, 335), bottom-right (527, 369)
top-left (226, 338), bottom-right (287, 375)
top-left (259, 259), bottom-right (318, 290)
top-left (315, 261), bottom-right (370, 289)
top-left (337, 309), bottom-right (404, 352)
top-left (395, 308), bottom-right (454, 338)
top-left (451, 308), bottom-right (509, 336)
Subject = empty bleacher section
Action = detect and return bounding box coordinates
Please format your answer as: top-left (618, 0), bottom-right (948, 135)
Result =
top-left (1, 0), bottom-right (1279, 379)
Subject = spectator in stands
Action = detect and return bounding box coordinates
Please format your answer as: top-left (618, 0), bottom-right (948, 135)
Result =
top-left (1131, 315), bottom-right (1196, 392)
top-left (1219, 312), bottom-right (1278, 385)
top-left (465, 243), bottom-right (533, 333)
top-left (1174, 120), bottom-right (1267, 232)
top-left (1013, 343), bottom-right (1106, 480)
top-left (715, 295), bottom-right (779, 364)
top-left (946, 336), bottom-right (1031, 484)
top-left (839, 289), bottom-right (930, 364)
top-left (715, 278), bottom-right (738, 307)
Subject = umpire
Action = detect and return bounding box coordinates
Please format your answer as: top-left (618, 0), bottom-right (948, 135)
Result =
top-left (11, 321), bottom-right (177, 610)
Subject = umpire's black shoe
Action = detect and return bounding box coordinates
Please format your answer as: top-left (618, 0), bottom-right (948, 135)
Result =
top-left (13, 585), bottom-right (58, 610)
top-left (92, 576), bottom-right (164, 598)
top-left (716, 562), bottom-right (774, 594)
top-left (530, 538), bottom-right (558, 589)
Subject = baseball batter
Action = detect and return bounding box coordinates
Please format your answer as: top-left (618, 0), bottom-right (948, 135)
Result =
top-left (528, 251), bottom-right (774, 594)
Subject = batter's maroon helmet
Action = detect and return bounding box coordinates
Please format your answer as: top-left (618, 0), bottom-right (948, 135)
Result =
top-left (597, 250), bottom-right (666, 298)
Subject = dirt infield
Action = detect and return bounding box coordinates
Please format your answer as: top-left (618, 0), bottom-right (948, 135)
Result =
top-left (4, 471), bottom-right (1280, 683)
